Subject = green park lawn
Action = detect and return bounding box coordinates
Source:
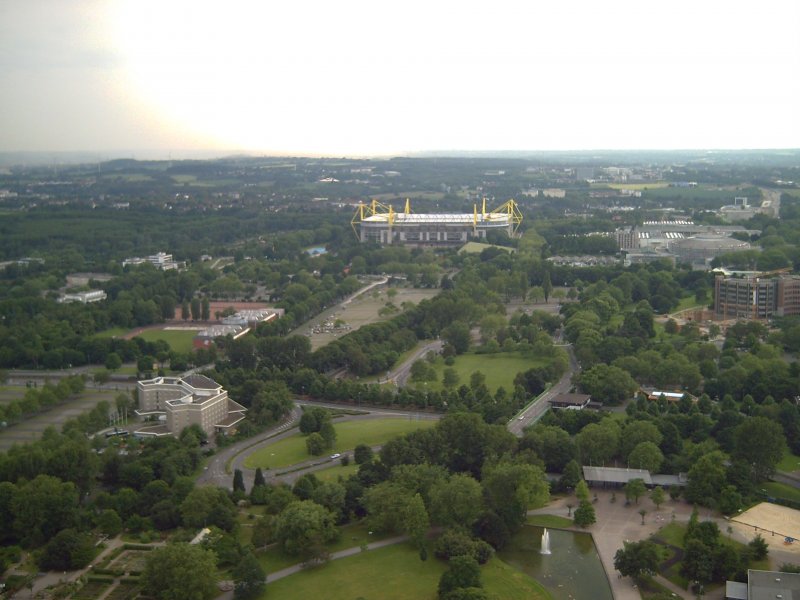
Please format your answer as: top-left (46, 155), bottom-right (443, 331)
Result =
top-left (418, 352), bottom-right (546, 394)
top-left (777, 449), bottom-right (800, 473)
top-left (133, 329), bottom-right (199, 354)
top-left (762, 481), bottom-right (800, 503)
top-left (255, 521), bottom-right (394, 573)
top-left (674, 295), bottom-right (703, 312)
top-left (243, 418), bottom-right (437, 470)
top-left (525, 515), bottom-right (573, 528)
top-left (653, 523), bottom-right (770, 591)
top-left (259, 543), bottom-right (551, 600)
top-left (312, 462), bottom-right (359, 483)
top-left (459, 241), bottom-right (514, 254)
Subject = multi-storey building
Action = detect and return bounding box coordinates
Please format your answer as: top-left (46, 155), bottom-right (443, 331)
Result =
top-left (714, 274), bottom-right (800, 320)
top-left (136, 374), bottom-right (246, 437)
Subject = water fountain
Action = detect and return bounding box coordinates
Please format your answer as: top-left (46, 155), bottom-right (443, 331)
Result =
top-left (540, 527), bottom-right (552, 555)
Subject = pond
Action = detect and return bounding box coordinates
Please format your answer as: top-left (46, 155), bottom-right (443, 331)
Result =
top-left (499, 525), bottom-right (613, 600)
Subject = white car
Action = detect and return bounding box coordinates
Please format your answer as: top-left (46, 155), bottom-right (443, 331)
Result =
top-left (330, 453), bottom-right (341, 459)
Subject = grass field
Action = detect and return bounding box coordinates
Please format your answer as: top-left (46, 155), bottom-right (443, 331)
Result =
top-left (133, 329), bottom-right (199, 353)
top-left (762, 481), bottom-right (800, 503)
top-left (673, 296), bottom-right (703, 312)
top-left (777, 450), bottom-right (800, 473)
top-left (459, 241), bottom-right (515, 254)
top-left (312, 462), bottom-right (359, 482)
top-left (415, 352), bottom-right (547, 394)
top-left (243, 418), bottom-right (437, 469)
top-left (256, 521), bottom-right (394, 573)
top-left (525, 515), bottom-right (573, 528)
top-left (0, 388), bottom-right (120, 451)
top-left (299, 287), bottom-right (439, 350)
top-left (259, 543), bottom-right (551, 600)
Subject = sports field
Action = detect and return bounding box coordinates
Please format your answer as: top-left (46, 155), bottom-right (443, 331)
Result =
top-left (243, 417), bottom-right (437, 470)
top-left (730, 502), bottom-right (800, 555)
top-left (260, 543), bottom-right (551, 600)
top-left (134, 328), bottom-right (200, 353)
top-left (0, 386), bottom-right (121, 451)
top-left (416, 352), bottom-right (547, 394)
top-left (300, 287), bottom-right (439, 350)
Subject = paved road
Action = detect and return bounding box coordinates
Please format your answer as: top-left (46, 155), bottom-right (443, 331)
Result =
top-left (198, 403), bottom-right (440, 489)
top-left (386, 340), bottom-right (443, 387)
top-left (195, 405), bottom-right (303, 488)
top-left (507, 344), bottom-right (579, 437)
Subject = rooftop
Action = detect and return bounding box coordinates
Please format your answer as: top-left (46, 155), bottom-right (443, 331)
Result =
top-left (748, 569), bottom-right (800, 600)
top-left (182, 374), bottom-right (220, 390)
top-left (362, 213), bottom-right (512, 225)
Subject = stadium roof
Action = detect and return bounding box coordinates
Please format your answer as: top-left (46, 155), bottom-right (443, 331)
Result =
top-left (361, 213), bottom-right (512, 225)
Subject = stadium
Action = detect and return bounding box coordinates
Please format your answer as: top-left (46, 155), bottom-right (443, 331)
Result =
top-left (352, 198), bottom-right (522, 246)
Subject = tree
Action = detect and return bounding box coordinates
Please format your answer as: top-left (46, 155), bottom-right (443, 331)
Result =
top-left (306, 432), bottom-right (325, 456)
top-left (685, 451), bottom-right (728, 507)
top-left (105, 352), bottom-right (122, 371)
top-left (577, 364), bottom-right (638, 405)
top-left (181, 300), bottom-right (190, 321)
top-left (411, 360), bottom-right (436, 382)
top-left (319, 420), bottom-right (337, 449)
top-left (573, 501), bottom-right (596, 528)
top-left (442, 322), bottom-right (471, 355)
top-left (628, 442), bottom-right (664, 472)
top-left (639, 509), bottom-right (647, 525)
top-left (430, 474), bottom-right (484, 529)
top-left (734, 417), bottom-right (786, 481)
top-left (481, 462), bottom-right (549, 533)
top-left (438, 555), bottom-right (482, 599)
top-left (274, 500), bottom-right (338, 561)
top-left (180, 486), bottom-right (236, 531)
top-left (142, 543), bottom-right (218, 600)
top-left (624, 479), bottom-right (647, 505)
top-left (354, 444), bottom-right (374, 465)
top-left (38, 528), bottom-right (94, 570)
top-left (233, 550), bottom-right (266, 600)
top-left (682, 539), bottom-right (713, 583)
top-left (12, 474), bottom-right (80, 547)
top-left (542, 271), bottom-right (553, 303)
top-left (403, 493), bottom-right (430, 550)
top-left (253, 468), bottom-right (266, 488)
top-left (233, 469), bottom-right (246, 494)
top-left (575, 479), bottom-right (590, 503)
top-left (201, 297), bottom-right (210, 321)
top-left (748, 534), bottom-right (769, 560)
top-left (717, 485), bottom-right (742, 515)
top-left (443, 368), bottom-right (460, 389)
top-left (190, 297), bottom-right (201, 321)
top-left (576, 421), bottom-right (620, 465)
top-left (650, 486), bottom-right (665, 510)
top-left (97, 508), bottom-right (123, 536)
top-left (614, 539), bottom-right (659, 578)
top-left (620, 421), bottom-right (663, 459)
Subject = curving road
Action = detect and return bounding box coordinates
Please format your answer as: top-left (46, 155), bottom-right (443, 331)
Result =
top-left (197, 401), bottom-right (440, 489)
top-left (506, 344), bottom-right (579, 437)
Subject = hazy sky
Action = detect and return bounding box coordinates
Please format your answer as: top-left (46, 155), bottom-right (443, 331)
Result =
top-left (1, 0), bottom-right (798, 157)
